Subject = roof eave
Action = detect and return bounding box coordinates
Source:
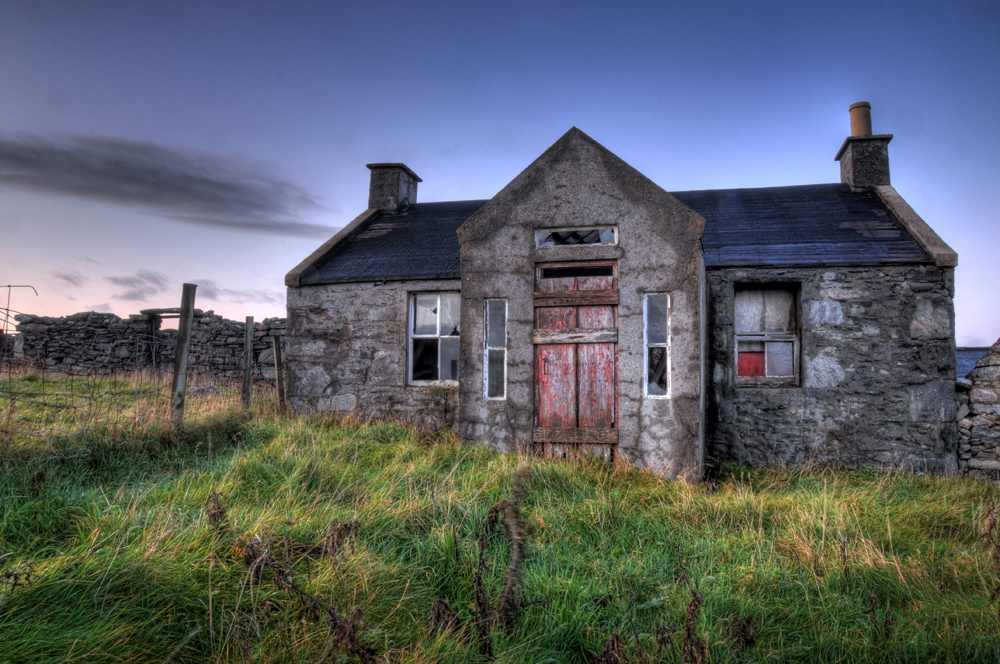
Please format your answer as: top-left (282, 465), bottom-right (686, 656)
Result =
top-left (875, 185), bottom-right (958, 268)
top-left (299, 272), bottom-right (462, 286)
top-left (285, 208), bottom-right (380, 287)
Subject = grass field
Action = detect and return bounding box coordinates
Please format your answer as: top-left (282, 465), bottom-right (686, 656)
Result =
top-left (2, 373), bottom-right (1000, 662)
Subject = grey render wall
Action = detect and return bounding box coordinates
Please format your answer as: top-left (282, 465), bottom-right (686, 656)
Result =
top-left (456, 128), bottom-right (705, 478)
top-left (706, 265), bottom-right (957, 473)
top-left (285, 278), bottom-right (461, 428)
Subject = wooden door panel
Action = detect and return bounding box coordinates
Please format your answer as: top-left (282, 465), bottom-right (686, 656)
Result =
top-left (576, 303), bottom-right (616, 429)
top-left (535, 305), bottom-right (575, 330)
top-left (535, 344), bottom-right (576, 428)
top-left (576, 274), bottom-right (614, 291)
top-left (578, 342), bottom-right (615, 428)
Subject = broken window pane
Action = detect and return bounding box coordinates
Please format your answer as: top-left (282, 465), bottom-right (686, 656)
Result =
top-left (410, 292), bottom-right (460, 384)
top-left (440, 337), bottom-right (460, 380)
top-left (412, 338), bottom-right (438, 380)
top-left (766, 341), bottom-right (794, 377)
top-left (646, 294), bottom-right (668, 345)
top-left (414, 295), bottom-right (438, 335)
top-left (540, 265), bottom-right (614, 279)
top-left (487, 349), bottom-right (505, 398)
top-left (535, 226), bottom-right (617, 247)
top-left (647, 347), bottom-right (668, 396)
top-left (644, 292), bottom-right (670, 397)
top-left (440, 293), bottom-right (461, 336)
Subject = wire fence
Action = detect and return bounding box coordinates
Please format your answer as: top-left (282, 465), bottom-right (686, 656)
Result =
top-left (1, 307), bottom-right (279, 448)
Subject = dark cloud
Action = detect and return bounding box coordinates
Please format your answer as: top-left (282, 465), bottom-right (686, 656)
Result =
top-left (0, 134), bottom-right (335, 237)
top-left (194, 279), bottom-right (284, 306)
top-left (53, 270), bottom-right (87, 287)
top-left (105, 269), bottom-right (168, 301)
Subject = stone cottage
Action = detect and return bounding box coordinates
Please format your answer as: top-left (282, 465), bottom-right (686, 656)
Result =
top-left (285, 103), bottom-right (958, 479)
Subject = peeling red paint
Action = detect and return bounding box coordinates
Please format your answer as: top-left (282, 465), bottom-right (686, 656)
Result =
top-left (533, 261), bottom-right (618, 453)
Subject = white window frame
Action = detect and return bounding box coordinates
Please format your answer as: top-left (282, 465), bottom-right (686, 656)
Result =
top-left (483, 298), bottom-right (508, 400)
top-left (407, 292), bottom-right (460, 386)
top-left (643, 292), bottom-right (671, 398)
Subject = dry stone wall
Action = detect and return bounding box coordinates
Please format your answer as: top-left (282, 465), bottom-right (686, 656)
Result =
top-left (10, 310), bottom-right (286, 381)
top-left (958, 339), bottom-right (1000, 478)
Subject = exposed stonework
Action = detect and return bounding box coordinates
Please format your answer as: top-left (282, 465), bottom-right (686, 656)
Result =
top-left (10, 311), bottom-right (286, 380)
top-left (706, 265), bottom-right (958, 474)
top-left (284, 279), bottom-right (460, 429)
top-left (958, 339), bottom-right (1000, 478)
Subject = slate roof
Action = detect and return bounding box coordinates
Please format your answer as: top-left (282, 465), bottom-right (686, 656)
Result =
top-left (299, 200), bottom-right (487, 285)
top-left (674, 184), bottom-right (930, 267)
top-left (299, 183), bottom-right (932, 285)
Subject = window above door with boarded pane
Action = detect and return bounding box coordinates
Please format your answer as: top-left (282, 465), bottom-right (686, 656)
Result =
top-left (734, 285), bottom-right (799, 386)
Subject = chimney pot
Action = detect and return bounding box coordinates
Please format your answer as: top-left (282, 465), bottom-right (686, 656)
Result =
top-left (849, 101), bottom-right (873, 136)
top-left (366, 163), bottom-right (422, 211)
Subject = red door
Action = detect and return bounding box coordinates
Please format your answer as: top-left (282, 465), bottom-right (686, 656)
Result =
top-left (533, 261), bottom-right (618, 460)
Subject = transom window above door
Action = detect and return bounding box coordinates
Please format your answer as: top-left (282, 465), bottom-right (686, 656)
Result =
top-left (409, 292), bottom-right (460, 384)
top-left (535, 226), bottom-right (617, 248)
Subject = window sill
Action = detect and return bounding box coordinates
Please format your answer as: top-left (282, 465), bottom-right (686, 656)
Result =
top-left (407, 381), bottom-right (459, 389)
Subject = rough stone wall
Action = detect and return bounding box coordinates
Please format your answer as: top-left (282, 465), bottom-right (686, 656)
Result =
top-left (707, 265), bottom-right (957, 473)
top-left (958, 339), bottom-right (1000, 477)
top-left (284, 279), bottom-right (460, 429)
top-left (1, 332), bottom-right (15, 356)
top-left (10, 311), bottom-right (286, 380)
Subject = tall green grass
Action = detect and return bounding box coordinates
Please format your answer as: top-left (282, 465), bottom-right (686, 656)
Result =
top-left (1, 378), bottom-right (999, 661)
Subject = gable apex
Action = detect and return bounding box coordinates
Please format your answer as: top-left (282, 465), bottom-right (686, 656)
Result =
top-left (459, 127), bottom-right (703, 245)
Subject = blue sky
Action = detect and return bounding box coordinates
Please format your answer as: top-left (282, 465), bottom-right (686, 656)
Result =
top-left (1, 0), bottom-right (998, 344)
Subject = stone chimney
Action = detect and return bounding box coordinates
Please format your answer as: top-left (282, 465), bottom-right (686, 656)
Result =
top-left (835, 101), bottom-right (893, 190)
top-left (366, 163), bottom-right (422, 211)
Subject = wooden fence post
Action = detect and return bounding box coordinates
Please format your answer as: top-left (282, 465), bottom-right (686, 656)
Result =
top-left (171, 283), bottom-right (197, 427)
top-left (272, 335), bottom-right (286, 408)
top-left (243, 316), bottom-right (253, 409)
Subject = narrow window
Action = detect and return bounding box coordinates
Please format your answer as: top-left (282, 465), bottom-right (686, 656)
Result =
top-left (734, 286), bottom-right (799, 384)
top-left (409, 292), bottom-right (460, 384)
top-left (644, 293), bottom-right (670, 397)
top-left (484, 299), bottom-right (507, 399)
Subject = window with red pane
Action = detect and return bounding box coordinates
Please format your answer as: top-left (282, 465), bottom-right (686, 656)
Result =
top-left (734, 286), bottom-right (799, 384)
